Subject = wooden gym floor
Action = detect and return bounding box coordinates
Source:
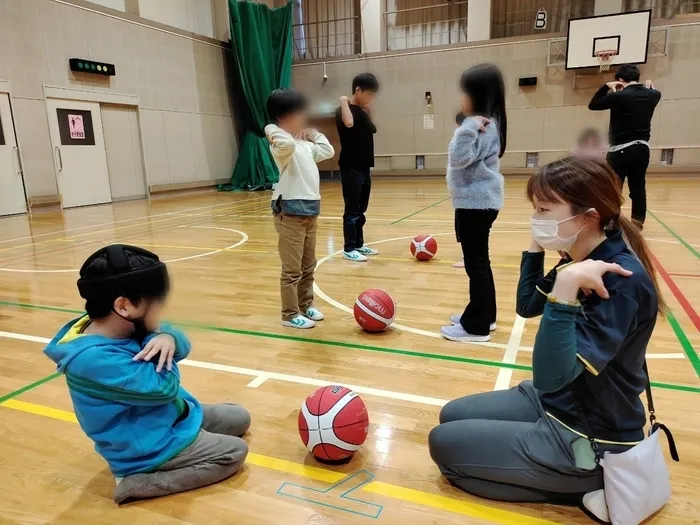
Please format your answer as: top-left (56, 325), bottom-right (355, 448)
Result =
top-left (0, 178), bottom-right (699, 525)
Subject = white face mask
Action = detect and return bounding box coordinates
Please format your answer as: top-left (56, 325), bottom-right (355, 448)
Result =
top-left (530, 209), bottom-right (594, 251)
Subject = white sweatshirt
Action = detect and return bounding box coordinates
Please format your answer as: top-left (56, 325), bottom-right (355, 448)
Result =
top-left (265, 125), bottom-right (335, 207)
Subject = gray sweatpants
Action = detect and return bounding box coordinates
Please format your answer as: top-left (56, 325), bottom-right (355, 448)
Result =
top-left (429, 381), bottom-right (630, 503)
top-left (113, 403), bottom-right (250, 504)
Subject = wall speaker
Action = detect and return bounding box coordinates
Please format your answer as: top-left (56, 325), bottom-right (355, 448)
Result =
top-left (518, 76), bottom-right (537, 87)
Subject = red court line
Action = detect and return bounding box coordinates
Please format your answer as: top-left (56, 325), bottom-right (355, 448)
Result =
top-left (668, 273), bottom-right (700, 279)
top-left (650, 252), bottom-right (700, 333)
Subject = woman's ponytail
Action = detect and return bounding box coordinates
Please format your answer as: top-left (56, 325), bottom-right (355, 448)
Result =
top-left (617, 215), bottom-right (668, 315)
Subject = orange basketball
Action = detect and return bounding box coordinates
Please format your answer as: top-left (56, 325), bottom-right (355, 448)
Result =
top-left (410, 234), bottom-right (438, 261)
top-left (353, 289), bottom-right (396, 332)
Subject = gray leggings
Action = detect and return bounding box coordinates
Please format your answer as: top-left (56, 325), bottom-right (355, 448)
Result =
top-left (113, 403), bottom-right (250, 504)
top-left (429, 381), bottom-right (629, 503)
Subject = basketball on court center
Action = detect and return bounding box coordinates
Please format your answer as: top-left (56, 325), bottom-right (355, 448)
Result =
top-left (410, 234), bottom-right (438, 261)
top-left (298, 385), bottom-right (369, 461)
top-left (354, 289), bottom-right (396, 332)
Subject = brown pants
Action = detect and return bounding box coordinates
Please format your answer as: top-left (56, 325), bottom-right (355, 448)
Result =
top-left (274, 213), bottom-right (318, 321)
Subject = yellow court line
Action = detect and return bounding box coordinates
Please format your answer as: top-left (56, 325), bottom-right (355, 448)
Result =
top-left (0, 399), bottom-right (559, 525)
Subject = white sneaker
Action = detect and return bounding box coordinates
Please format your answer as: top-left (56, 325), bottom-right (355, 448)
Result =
top-left (304, 307), bottom-right (325, 321)
top-left (449, 314), bottom-right (497, 332)
top-left (582, 490), bottom-right (610, 523)
top-left (440, 324), bottom-right (490, 342)
top-left (342, 250), bottom-right (368, 262)
top-left (281, 315), bottom-right (316, 329)
top-left (357, 246), bottom-right (379, 256)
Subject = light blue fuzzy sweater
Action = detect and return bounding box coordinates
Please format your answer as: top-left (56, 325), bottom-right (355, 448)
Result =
top-left (446, 117), bottom-right (504, 211)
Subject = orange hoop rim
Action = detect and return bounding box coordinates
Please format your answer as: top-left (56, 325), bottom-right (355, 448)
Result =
top-left (594, 49), bottom-right (618, 71)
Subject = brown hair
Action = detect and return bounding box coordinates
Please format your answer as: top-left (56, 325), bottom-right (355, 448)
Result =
top-left (527, 156), bottom-right (667, 314)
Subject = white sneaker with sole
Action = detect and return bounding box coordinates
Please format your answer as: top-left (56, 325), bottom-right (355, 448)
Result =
top-left (357, 246), bottom-right (379, 256)
top-left (342, 250), bottom-right (368, 262)
top-left (281, 315), bottom-right (316, 329)
top-left (581, 490), bottom-right (611, 523)
top-left (305, 307), bottom-right (325, 321)
top-left (440, 323), bottom-right (490, 342)
top-left (449, 314), bottom-right (497, 332)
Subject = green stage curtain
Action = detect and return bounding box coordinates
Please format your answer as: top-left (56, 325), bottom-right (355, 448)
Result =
top-left (219, 0), bottom-right (293, 191)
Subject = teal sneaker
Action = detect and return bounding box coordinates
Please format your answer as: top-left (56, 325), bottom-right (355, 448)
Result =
top-left (357, 246), bottom-right (379, 256)
top-left (281, 315), bottom-right (316, 329)
top-left (305, 307), bottom-right (325, 321)
top-left (342, 250), bottom-right (368, 262)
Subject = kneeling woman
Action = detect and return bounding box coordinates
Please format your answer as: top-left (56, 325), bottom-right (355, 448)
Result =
top-left (429, 157), bottom-right (664, 514)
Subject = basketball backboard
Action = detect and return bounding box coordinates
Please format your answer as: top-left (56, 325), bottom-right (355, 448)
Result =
top-left (566, 10), bottom-right (652, 70)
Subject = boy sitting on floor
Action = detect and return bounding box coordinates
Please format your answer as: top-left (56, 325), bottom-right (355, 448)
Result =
top-left (44, 244), bottom-right (250, 504)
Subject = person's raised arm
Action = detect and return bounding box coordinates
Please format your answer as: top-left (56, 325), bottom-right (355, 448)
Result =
top-left (67, 346), bottom-right (181, 406)
top-left (305, 129), bottom-right (335, 162)
top-left (588, 82), bottom-right (622, 111)
top-left (532, 260), bottom-right (634, 393)
top-left (265, 124), bottom-right (296, 169)
top-left (447, 116), bottom-right (489, 169)
top-left (339, 96), bottom-right (354, 128)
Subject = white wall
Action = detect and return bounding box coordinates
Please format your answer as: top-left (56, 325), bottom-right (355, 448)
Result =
top-left (0, 0), bottom-right (237, 197)
top-left (139, 0), bottom-right (214, 38)
top-left (86, 0), bottom-right (126, 11)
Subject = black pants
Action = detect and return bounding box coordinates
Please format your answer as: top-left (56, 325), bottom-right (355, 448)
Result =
top-left (607, 144), bottom-right (649, 224)
top-left (455, 208), bottom-right (499, 336)
top-left (341, 168), bottom-right (371, 252)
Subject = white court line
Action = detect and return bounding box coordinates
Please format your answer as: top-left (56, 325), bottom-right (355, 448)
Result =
top-left (0, 331), bottom-right (447, 407)
top-left (0, 331), bottom-right (684, 409)
top-left (241, 215), bottom-right (530, 226)
top-left (313, 232), bottom-right (535, 352)
top-left (646, 237), bottom-right (700, 249)
top-left (0, 227), bottom-right (248, 274)
top-left (650, 210), bottom-right (700, 220)
top-left (494, 315), bottom-right (527, 391)
top-left (0, 195), bottom-right (270, 244)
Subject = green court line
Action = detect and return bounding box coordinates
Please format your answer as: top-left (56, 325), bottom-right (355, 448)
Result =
top-left (2, 300), bottom-right (700, 394)
top-left (0, 372), bottom-right (61, 404)
top-left (390, 197), bottom-right (450, 225)
top-left (667, 310), bottom-right (700, 378)
top-left (649, 210), bottom-right (700, 260)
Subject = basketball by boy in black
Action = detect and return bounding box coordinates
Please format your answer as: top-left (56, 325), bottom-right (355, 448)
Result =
top-left (335, 73), bottom-right (379, 262)
top-left (588, 63), bottom-right (661, 225)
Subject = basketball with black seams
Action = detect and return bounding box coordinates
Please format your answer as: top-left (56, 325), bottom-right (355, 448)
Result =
top-left (410, 234), bottom-right (438, 261)
top-left (353, 288), bottom-right (396, 332)
top-left (298, 385), bottom-right (369, 461)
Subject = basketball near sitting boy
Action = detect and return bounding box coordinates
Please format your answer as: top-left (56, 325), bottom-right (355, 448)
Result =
top-left (43, 245), bottom-right (251, 504)
top-left (265, 88), bottom-right (335, 329)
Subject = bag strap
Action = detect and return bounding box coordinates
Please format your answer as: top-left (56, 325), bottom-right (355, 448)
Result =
top-left (575, 360), bottom-right (680, 463)
top-left (643, 361), bottom-right (656, 425)
top-left (573, 378), bottom-right (602, 464)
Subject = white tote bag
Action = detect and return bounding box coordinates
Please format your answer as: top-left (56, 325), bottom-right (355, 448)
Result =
top-left (578, 363), bottom-right (679, 525)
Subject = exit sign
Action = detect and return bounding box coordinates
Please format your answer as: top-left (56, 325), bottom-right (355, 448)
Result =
top-left (69, 58), bottom-right (116, 76)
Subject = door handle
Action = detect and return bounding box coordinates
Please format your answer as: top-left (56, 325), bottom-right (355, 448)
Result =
top-left (55, 146), bottom-right (63, 172)
top-left (13, 146), bottom-right (22, 176)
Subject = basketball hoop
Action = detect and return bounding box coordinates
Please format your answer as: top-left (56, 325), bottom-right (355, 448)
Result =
top-left (594, 50), bottom-right (618, 72)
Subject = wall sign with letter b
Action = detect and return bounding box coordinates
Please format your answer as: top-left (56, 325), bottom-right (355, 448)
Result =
top-left (535, 8), bottom-right (547, 30)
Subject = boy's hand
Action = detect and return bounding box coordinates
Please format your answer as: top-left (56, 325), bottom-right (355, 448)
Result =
top-left (340, 95), bottom-right (350, 105)
top-left (133, 333), bottom-right (177, 372)
top-left (606, 81), bottom-right (624, 92)
top-left (297, 129), bottom-right (316, 141)
top-left (644, 79), bottom-right (655, 89)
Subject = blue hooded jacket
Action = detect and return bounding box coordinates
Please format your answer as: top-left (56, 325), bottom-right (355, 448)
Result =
top-left (43, 316), bottom-right (203, 477)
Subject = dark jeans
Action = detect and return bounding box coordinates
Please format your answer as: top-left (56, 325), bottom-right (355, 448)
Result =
top-left (455, 208), bottom-right (499, 335)
top-left (607, 144), bottom-right (650, 224)
top-left (341, 168), bottom-right (371, 252)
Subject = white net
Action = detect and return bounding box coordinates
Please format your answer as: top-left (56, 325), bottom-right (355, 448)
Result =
top-left (595, 50), bottom-right (617, 72)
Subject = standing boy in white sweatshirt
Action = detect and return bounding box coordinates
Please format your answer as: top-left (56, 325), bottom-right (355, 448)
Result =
top-left (265, 89), bottom-right (335, 329)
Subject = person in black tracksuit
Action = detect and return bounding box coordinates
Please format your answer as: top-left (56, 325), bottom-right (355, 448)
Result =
top-left (335, 73), bottom-right (380, 262)
top-left (588, 63), bottom-right (661, 226)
